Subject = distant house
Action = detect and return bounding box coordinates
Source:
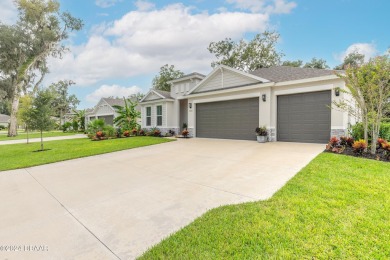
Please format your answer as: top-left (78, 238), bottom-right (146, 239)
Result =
top-left (0, 114), bottom-right (10, 127)
top-left (86, 98), bottom-right (141, 127)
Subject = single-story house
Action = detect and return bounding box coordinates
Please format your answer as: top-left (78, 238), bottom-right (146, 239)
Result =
top-left (140, 65), bottom-right (354, 143)
top-left (0, 114), bottom-right (10, 127)
top-left (86, 97), bottom-right (141, 127)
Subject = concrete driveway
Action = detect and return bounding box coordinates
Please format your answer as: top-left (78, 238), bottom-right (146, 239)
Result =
top-left (0, 139), bottom-right (324, 259)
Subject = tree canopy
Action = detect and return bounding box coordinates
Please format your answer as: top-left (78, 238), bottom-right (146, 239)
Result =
top-left (113, 97), bottom-right (140, 130)
top-left (303, 58), bottom-right (329, 69)
top-left (334, 52), bottom-right (365, 70)
top-left (208, 31), bottom-right (284, 72)
top-left (281, 60), bottom-right (303, 67)
top-left (0, 0), bottom-right (83, 136)
top-left (152, 64), bottom-right (184, 92)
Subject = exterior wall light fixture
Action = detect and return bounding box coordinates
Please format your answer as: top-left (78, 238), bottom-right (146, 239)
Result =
top-left (262, 94), bottom-right (266, 102)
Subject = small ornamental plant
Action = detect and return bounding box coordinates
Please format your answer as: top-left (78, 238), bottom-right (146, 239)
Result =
top-left (139, 129), bottom-right (145, 136)
top-left (153, 129), bottom-right (161, 137)
top-left (132, 129), bottom-right (138, 136)
top-left (182, 129), bottom-right (189, 138)
top-left (123, 130), bottom-right (130, 137)
top-left (96, 131), bottom-right (105, 140)
top-left (352, 139), bottom-right (368, 155)
top-left (255, 126), bottom-right (268, 136)
top-left (340, 136), bottom-right (354, 147)
top-left (326, 136), bottom-right (344, 154)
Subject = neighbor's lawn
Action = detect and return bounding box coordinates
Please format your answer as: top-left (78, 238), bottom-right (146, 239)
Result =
top-left (0, 136), bottom-right (172, 171)
top-left (0, 131), bottom-right (77, 141)
top-left (140, 153), bottom-right (390, 259)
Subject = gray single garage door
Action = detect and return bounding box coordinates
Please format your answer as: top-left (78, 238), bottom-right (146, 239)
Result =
top-left (196, 98), bottom-right (259, 140)
top-left (277, 91), bottom-right (331, 143)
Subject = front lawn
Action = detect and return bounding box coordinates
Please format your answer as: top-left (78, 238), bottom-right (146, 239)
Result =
top-left (0, 137), bottom-right (172, 171)
top-left (140, 153), bottom-right (390, 259)
top-left (0, 130), bottom-right (78, 141)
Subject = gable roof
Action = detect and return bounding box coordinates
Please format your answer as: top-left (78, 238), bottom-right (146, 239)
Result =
top-left (102, 98), bottom-right (126, 107)
top-left (140, 89), bottom-right (173, 103)
top-left (188, 65), bottom-right (270, 95)
top-left (167, 72), bottom-right (206, 84)
top-left (250, 66), bottom-right (341, 83)
top-left (0, 114), bottom-right (10, 122)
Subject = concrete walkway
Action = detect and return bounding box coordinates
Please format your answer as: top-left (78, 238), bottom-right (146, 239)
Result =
top-left (0, 134), bottom-right (87, 145)
top-left (0, 139), bottom-right (324, 259)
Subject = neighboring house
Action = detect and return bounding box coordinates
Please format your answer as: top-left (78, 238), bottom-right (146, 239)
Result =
top-left (140, 65), bottom-right (354, 143)
top-left (0, 114), bottom-right (10, 127)
top-left (86, 97), bottom-right (141, 127)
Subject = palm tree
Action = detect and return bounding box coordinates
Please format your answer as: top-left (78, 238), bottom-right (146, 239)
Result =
top-left (73, 109), bottom-right (86, 131)
top-left (113, 97), bottom-right (140, 130)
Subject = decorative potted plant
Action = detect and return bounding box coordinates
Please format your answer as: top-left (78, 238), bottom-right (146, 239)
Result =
top-left (255, 126), bottom-right (268, 143)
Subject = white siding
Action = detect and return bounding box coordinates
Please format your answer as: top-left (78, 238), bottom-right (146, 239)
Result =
top-left (143, 92), bottom-right (162, 101)
top-left (193, 69), bottom-right (258, 93)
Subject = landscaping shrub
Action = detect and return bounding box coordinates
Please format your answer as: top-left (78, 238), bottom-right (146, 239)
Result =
top-left (182, 129), bottom-right (189, 138)
top-left (139, 129), bottom-right (145, 136)
top-left (123, 130), bottom-right (130, 137)
top-left (62, 122), bottom-right (72, 132)
top-left (352, 139), bottom-right (368, 155)
top-left (87, 119), bottom-right (105, 134)
top-left (351, 122), bottom-right (390, 141)
top-left (72, 120), bottom-right (78, 131)
top-left (153, 129), bottom-right (161, 137)
top-left (132, 128), bottom-right (138, 136)
top-left (255, 126), bottom-right (268, 136)
top-left (95, 131), bottom-right (105, 140)
top-left (340, 136), bottom-right (354, 147)
top-left (116, 127), bottom-right (122, 138)
top-left (104, 125), bottom-right (115, 138)
top-left (0, 125), bottom-right (6, 130)
top-left (325, 136), bottom-right (344, 154)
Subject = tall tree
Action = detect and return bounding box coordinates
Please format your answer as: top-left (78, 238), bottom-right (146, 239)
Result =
top-left (25, 88), bottom-right (55, 151)
top-left (49, 80), bottom-right (80, 125)
top-left (334, 52), bottom-right (365, 70)
top-left (152, 64), bottom-right (184, 92)
top-left (17, 94), bottom-right (33, 143)
top-left (333, 55), bottom-right (390, 154)
top-left (113, 97), bottom-right (140, 130)
top-left (303, 58), bottom-right (329, 69)
top-left (0, 0), bottom-right (83, 137)
top-left (281, 60), bottom-right (303, 67)
top-left (208, 31), bottom-right (284, 72)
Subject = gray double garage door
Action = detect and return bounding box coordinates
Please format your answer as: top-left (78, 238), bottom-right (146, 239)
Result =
top-left (196, 91), bottom-right (331, 143)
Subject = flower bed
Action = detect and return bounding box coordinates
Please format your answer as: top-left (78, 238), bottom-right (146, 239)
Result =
top-left (325, 136), bottom-right (390, 162)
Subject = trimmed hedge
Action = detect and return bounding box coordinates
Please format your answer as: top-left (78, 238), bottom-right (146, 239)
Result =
top-left (351, 122), bottom-right (390, 141)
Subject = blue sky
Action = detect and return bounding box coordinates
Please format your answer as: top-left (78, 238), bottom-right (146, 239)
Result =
top-left (1, 0), bottom-right (389, 108)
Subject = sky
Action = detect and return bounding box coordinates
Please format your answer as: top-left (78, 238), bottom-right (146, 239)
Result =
top-left (1, 0), bottom-right (389, 109)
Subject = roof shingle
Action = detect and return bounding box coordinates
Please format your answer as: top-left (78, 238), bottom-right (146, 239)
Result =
top-left (250, 66), bottom-right (340, 83)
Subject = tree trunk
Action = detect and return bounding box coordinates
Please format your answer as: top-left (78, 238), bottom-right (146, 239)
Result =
top-left (363, 115), bottom-right (368, 153)
top-left (26, 125), bottom-right (29, 144)
top-left (40, 129), bottom-right (44, 151)
top-left (8, 92), bottom-right (20, 137)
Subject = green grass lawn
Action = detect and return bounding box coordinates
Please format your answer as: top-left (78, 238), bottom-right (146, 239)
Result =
top-left (140, 153), bottom-right (390, 259)
top-left (0, 137), bottom-right (172, 171)
top-left (0, 130), bottom-right (78, 141)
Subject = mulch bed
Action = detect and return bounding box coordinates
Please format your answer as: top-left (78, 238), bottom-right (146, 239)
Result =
top-left (325, 146), bottom-right (390, 163)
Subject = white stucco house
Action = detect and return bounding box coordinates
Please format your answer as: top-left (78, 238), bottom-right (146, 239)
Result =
top-left (140, 65), bottom-right (353, 143)
top-left (86, 97), bottom-right (141, 127)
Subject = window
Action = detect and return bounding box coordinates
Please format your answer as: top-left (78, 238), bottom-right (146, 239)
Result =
top-left (156, 105), bottom-right (162, 126)
top-left (146, 107), bottom-right (151, 126)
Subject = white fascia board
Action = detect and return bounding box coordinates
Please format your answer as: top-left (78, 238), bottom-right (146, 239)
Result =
top-left (185, 82), bottom-right (274, 99)
top-left (275, 75), bottom-right (341, 87)
top-left (140, 99), bottom-right (175, 105)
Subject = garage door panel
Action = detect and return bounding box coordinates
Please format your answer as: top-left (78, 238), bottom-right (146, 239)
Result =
top-left (277, 91), bottom-right (331, 143)
top-left (196, 98), bottom-right (259, 140)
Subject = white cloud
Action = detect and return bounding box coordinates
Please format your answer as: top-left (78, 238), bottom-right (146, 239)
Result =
top-left (46, 3), bottom-right (272, 87)
top-left (0, 0), bottom-right (17, 24)
top-left (226, 0), bottom-right (296, 14)
top-left (86, 84), bottom-right (142, 103)
top-left (134, 0), bottom-right (155, 11)
top-left (337, 43), bottom-right (378, 62)
top-left (95, 0), bottom-right (122, 8)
